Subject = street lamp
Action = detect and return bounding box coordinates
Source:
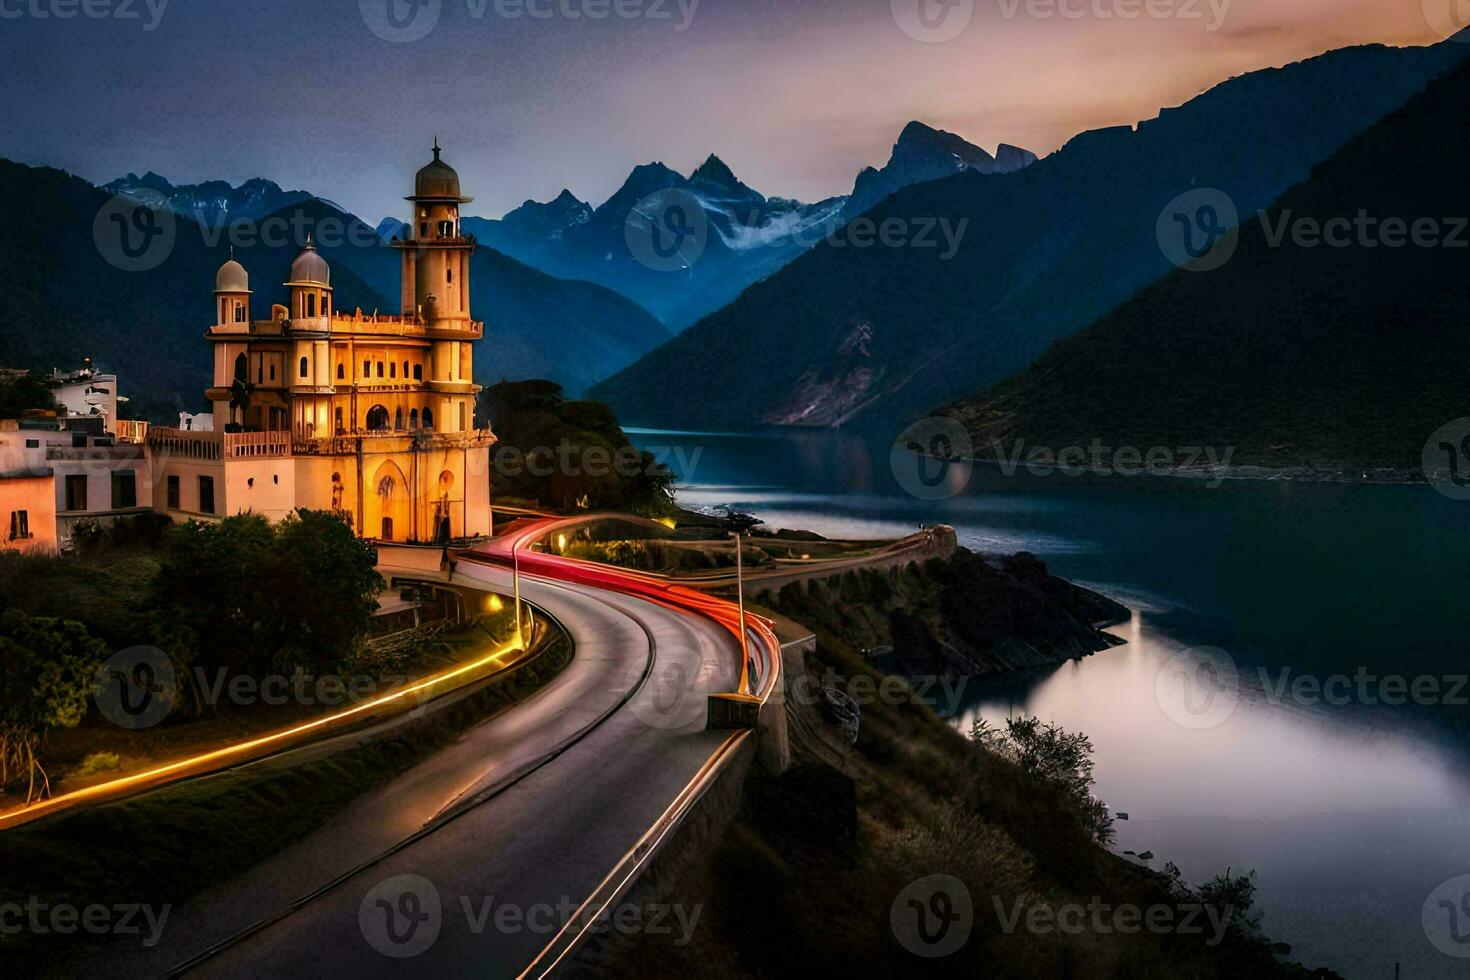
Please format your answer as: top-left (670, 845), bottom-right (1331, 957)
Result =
top-left (708, 530), bottom-right (759, 729)
top-left (512, 535), bottom-right (523, 647)
top-left (732, 530), bottom-right (750, 697)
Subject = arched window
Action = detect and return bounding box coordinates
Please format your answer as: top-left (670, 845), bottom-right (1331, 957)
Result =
top-left (422, 408), bottom-right (434, 430)
top-left (233, 353), bottom-right (248, 383)
top-left (306, 293), bottom-right (316, 318)
top-left (234, 301), bottom-right (246, 323)
top-left (337, 363), bottom-right (345, 380)
top-left (413, 364), bottom-right (423, 381)
top-left (409, 408), bottom-right (419, 429)
top-left (394, 407), bottom-right (403, 430)
top-left (366, 405), bottom-right (389, 431)
top-left (299, 356), bottom-right (309, 379)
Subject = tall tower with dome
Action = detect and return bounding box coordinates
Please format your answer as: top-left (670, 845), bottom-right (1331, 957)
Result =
top-left (148, 144), bottom-right (495, 544)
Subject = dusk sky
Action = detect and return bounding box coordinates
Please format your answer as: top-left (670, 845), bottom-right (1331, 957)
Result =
top-left (0, 0), bottom-right (1452, 220)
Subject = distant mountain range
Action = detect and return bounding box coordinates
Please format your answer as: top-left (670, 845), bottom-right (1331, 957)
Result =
top-left (454, 122), bottom-right (1034, 330)
top-left (74, 115), bottom-right (1029, 412)
top-left (946, 48), bottom-right (1470, 479)
top-left (588, 38), bottom-right (1470, 431)
top-left (102, 172), bottom-right (321, 227)
top-left (4, 165), bottom-right (667, 420)
top-left (459, 153), bottom-right (845, 330)
top-left (846, 122), bottom-right (1037, 218)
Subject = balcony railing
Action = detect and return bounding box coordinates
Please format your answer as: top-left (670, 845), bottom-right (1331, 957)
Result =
top-left (148, 427), bottom-right (494, 462)
top-left (225, 430), bottom-right (291, 459)
top-left (148, 428), bottom-right (223, 462)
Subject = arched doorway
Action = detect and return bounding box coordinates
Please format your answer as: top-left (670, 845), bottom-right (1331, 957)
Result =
top-left (433, 470), bottom-right (455, 544)
top-left (366, 460), bottom-right (410, 542)
top-left (366, 405), bottom-right (390, 431)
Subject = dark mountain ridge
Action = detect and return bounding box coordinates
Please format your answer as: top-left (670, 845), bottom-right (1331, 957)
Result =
top-left (587, 39), bottom-right (1469, 432)
top-left (947, 48), bottom-right (1470, 478)
top-left (465, 124), bottom-right (1034, 330)
top-left (0, 162), bottom-right (667, 419)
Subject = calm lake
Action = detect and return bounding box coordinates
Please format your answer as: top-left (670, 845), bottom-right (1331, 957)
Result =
top-left (630, 426), bottom-right (1470, 979)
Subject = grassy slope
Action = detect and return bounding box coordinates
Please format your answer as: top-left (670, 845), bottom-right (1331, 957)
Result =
top-left (589, 624), bottom-right (1330, 978)
top-left (0, 630), bottom-right (572, 973)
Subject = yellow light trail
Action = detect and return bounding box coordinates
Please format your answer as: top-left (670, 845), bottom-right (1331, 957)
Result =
top-left (0, 634), bottom-right (528, 831)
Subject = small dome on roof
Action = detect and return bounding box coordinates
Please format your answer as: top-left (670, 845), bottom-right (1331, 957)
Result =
top-left (289, 237), bottom-right (331, 286)
top-left (412, 139), bottom-right (473, 202)
top-left (216, 250), bottom-right (249, 292)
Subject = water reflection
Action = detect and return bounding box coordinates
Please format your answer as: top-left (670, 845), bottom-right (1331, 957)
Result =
top-left (633, 426), bottom-right (1470, 977)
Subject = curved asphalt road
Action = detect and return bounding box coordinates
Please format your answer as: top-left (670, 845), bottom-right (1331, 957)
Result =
top-left (95, 562), bottom-right (742, 979)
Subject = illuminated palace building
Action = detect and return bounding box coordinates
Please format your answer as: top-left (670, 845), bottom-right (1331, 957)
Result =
top-left (149, 144), bottom-right (494, 542)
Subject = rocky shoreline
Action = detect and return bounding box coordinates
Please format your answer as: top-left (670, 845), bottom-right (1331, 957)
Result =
top-left (963, 455), bottom-right (1425, 488)
top-left (754, 546), bottom-right (1131, 680)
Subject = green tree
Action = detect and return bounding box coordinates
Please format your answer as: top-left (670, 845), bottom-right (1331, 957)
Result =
top-left (149, 511), bottom-right (381, 682)
top-left (1199, 867), bottom-right (1264, 936)
top-left (149, 513), bottom-right (277, 676)
top-left (971, 715), bottom-right (1115, 845)
top-left (0, 610), bottom-right (107, 801)
top-left (270, 510), bottom-right (382, 672)
top-left (0, 371), bottom-right (60, 419)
